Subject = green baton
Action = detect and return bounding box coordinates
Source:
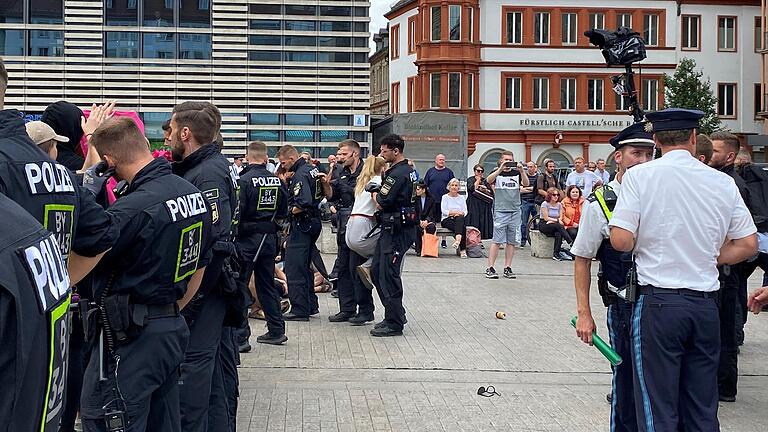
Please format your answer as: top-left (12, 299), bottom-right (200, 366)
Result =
top-left (571, 316), bottom-right (623, 366)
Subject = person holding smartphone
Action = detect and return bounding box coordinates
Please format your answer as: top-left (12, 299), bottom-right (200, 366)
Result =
top-left (484, 151), bottom-right (529, 279)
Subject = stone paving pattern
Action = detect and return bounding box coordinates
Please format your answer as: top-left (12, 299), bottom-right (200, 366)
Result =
top-left (236, 241), bottom-right (768, 431)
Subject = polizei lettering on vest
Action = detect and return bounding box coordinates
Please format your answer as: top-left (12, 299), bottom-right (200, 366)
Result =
top-left (166, 192), bottom-right (208, 222)
top-left (23, 234), bottom-right (70, 312)
top-left (251, 176), bottom-right (281, 187)
top-left (24, 162), bottom-right (75, 194)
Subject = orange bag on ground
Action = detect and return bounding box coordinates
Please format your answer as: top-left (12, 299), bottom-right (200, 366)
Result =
top-left (420, 232), bottom-right (439, 257)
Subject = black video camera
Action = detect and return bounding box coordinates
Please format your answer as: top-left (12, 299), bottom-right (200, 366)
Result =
top-left (584, 27), bottom-right (647, 66)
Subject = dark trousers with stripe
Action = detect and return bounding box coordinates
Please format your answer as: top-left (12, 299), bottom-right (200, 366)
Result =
top-left (631, 290), bottom-right (720, 432)
top-left (607, 299), bottom-right (638, 432)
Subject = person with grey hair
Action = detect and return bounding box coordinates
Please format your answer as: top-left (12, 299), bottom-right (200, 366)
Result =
top-left (440, 178), bottom-right (469, 258)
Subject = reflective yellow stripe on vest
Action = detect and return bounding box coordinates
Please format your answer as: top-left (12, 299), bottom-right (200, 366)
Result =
top-left (593, 186), bottom-right (613, 220)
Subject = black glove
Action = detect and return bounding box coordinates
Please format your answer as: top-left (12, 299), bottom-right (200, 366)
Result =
top-left (364, 182), bottom-right (381, 194)
top-left (82, 161), bottom-right (115, 197)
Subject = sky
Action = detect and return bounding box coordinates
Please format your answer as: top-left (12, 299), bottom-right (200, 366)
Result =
top-left (369, 0), bottom-right (392, 51)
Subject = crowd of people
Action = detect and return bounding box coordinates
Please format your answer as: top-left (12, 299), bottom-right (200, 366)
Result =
top-left (3, 48), bottom-right (768, 432)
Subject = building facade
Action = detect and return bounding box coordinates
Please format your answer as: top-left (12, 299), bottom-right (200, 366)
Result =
top-left (0, 0), bottom-right (371, 158)
top-left (386, 0), bottom-right (763, 174)
top-left (370, 26), bottom-right (389, 117)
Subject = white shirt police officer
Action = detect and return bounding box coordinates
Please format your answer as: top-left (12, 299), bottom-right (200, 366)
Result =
top-left (609, 108), bottom-right (757, 432)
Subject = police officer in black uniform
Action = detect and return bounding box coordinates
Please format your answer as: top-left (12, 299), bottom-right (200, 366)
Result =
top-left (0, 62), bottom-right (119, 432)
top-left (370, 134), bottom-right (418, 337)
top-left (0, 193), bottom-right (73, 432)
top-left (278, 144), bottom-right (324, 320)
top-left (79, 117), bottom-right (213, 431)
top-left (236, 140), bottom-right (288, 345)
top-left (168, 102), bottom-right (240, 432)
top-left (321, 139), bottom-right (372, 324)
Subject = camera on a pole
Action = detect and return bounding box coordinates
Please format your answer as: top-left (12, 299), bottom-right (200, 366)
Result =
top-left (584, 27), bottom-right (649, 123)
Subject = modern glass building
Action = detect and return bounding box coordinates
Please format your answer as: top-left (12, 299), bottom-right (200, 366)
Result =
top-left (0, 0), bottom-right (371, 157)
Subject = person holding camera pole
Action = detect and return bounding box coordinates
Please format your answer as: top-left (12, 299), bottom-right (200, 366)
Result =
top-left (369, 134), bottom-right (418, 337)
top-left (484, 151), bottom-right (529, 279)
top-left (573, 123), bottom-right (655, 432)
top-left (609, 109), bottom-right (757, 432)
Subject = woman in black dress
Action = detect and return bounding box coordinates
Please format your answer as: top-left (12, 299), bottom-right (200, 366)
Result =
top-left (466, 164), bottom-right (494, 239)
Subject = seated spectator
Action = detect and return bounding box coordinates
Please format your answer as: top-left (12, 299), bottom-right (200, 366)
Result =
top-left (561, 185), bottom-right (584, 241)
top-left (441, 178), bottom-right (469, 258)
top-left (414, 181), bottom-right (437, 255)
top-left (539, 187), bottom-right (575, 261)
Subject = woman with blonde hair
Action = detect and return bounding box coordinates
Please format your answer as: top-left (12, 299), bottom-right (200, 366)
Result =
top-left (346, 155), bottom-right (388, 291)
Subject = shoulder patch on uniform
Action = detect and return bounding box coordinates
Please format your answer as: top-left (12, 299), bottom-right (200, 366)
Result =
top-left (210, 202), bottom-right (219, 224)
top-left (202, 188), bottom-right (220, 202)
top-left (380, 176), bottom-right (395, 196)
top-left (293, 182), bottom-right (302, 196)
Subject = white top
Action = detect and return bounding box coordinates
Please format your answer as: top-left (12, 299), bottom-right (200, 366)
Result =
top-left (566, 170), bottom-right (602, 196)
top-left (571, 179), bottom-right (622, 259)
top-left (609, 150), bottom-right (756, 292)
top-left (350, 175), bottom-right (381, 216)
top-left (441, 194), bottom-right (467, 221)
top-left (597, 169), bottom-right (611, 184)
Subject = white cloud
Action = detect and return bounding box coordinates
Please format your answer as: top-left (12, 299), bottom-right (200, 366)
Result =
top-left (369, 0), bottom-right (394, 51)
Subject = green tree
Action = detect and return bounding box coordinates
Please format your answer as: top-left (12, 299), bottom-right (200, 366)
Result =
top-left (662, 58), bottom-right (722, 134)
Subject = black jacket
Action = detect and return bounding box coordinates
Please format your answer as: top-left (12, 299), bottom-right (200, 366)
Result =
top-left (0, 194), bottom-right (71, 432)
top-left (376, 158), bottom-right (417, 212)
top-left (173, 143), bottom-right (239, 243)
top-left (0, 109), bottom-right (117, 262)
top-left (92, 158), bottom-right (214, 304)
top-left (288, 157), bottom-right (323, 213)
top-left (331, 159), bottom-right (363, 209)
top-left (237, 163), bottom-right (288, 253)
top-left (416, 194), bottom-right (437, 222)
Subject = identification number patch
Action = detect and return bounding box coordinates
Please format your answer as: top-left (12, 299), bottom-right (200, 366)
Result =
top-left (257, 186), bottom-right (278, 211)
top-left (175, 221), bottom-right (203, 282)
top-left (43, 204), bottom-right (74, 263)
top-left (42, 296), bottom-right (70, 431)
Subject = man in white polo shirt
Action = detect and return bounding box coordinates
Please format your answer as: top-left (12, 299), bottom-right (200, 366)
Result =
top-left (609, 108), bottom-right (757, 432)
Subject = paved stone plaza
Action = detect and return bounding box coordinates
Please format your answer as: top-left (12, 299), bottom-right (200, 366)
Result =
top-left (237, 243), bottom-right (768, 432)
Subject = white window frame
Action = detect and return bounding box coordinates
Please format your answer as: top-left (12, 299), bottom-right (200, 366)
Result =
top-left (467, 7), bottom-right (474, 42)
top-left (507, 11), bottom-right (522, 44)
top-left (682, 15), bottom-right (700, 50)
top-left (643, 79), bottom-right (658, 111)
top-left (449, 5), bottom-right (461, 42)
top-left (590, 13), bottom-right (605, 30)
top-left (505, 77), bottom-right (521, 110)
top-left (534, 12), bottom-right (550, 45)
top-left (717, 83), bottom-right (737, 117)
top-left (588, 79), bottom-right (604, 111)
top-left (431, 6), bottom-right (441, 42)
top-left (560, 78), bottom-right (576, 111)
top-left (467, 73), bottom-right (474, 109)
top-left (448, 72), bottom-right (461, 108)
top-left (533, 77), bottom-right (549, 110)
top-left (618, 13), bottom-right (632, 29)
top-left (430, 73), bottom-right (442, 109)
top-left (718, 16), bottom-right (737, 51)
top-left (562, 13), bottom-right (577, 45)
top-left (644, 14), bottom-right (659, 46)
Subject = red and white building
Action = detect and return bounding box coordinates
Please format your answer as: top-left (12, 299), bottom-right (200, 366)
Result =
top-left (385, 0), bottom-right (763, 173)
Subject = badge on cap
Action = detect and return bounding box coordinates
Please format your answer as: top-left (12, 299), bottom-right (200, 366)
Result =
top-left (644, 122), bottom-right (653, 133)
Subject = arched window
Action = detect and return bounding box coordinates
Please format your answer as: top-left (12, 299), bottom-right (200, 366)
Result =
top-left (479, 148), bottom-right (505, 174)
top-left (537, 148), bottom-right (573, 168)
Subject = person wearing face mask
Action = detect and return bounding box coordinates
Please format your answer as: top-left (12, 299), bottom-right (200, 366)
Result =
top-left (572, 123), bottom-right (656, 432)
